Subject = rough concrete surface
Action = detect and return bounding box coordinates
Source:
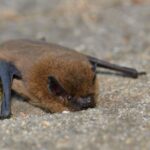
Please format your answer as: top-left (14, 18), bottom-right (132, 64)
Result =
top-left (0, 0), bottom-right (150, 150)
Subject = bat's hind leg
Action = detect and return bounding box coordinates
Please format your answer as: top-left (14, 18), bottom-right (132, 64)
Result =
top-left (0, 60), bottom-right (21, 119)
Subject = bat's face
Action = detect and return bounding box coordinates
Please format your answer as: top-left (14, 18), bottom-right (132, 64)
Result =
top-left (46, 59), bottom-right (98, 112)
top-left (48, 76), bottom-right (97, 111)
top-left (28, 56), bottom-right (98, 113)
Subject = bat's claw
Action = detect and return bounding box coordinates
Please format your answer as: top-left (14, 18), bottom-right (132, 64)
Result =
top-left (138, 71), bottom-right (147, 76)
top-left (0, 113), bottom-right (12, 120)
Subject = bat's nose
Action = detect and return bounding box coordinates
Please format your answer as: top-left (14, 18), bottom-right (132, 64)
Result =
top-left (79, 96), bottom-right (95, 109)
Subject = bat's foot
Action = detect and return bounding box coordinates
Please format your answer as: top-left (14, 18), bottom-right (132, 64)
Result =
top-left (0, 112), bottom-right (12, 120)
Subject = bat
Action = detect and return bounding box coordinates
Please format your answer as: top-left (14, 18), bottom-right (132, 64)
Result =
top-left (0, 39), bottom-right (146, 119)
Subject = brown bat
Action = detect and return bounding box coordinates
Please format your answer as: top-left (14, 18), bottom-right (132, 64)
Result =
top-left (0, 39), bottom-right (146, 119)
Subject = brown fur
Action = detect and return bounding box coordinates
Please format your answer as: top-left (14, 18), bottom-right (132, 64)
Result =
top-left (0, 39), bottom-right (98, 112)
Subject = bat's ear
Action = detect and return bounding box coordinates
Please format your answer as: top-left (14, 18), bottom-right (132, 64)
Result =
top-left (48, 76), bottom-right (67, 96)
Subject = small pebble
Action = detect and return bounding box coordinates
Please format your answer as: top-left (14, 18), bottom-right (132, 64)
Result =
top-left (62, 111), bottom-right (70, 114)
top-left (41, 121), bottom-right (50, 127)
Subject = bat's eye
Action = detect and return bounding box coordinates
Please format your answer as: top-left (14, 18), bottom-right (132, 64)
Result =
top-left (67, 96), bottom-right (72, 101)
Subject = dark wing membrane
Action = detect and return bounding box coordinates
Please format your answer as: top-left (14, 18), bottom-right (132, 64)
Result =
top-left (87, 55), bottom-right (146, 78)
top-left (0, 61), bottom-right (21, 119)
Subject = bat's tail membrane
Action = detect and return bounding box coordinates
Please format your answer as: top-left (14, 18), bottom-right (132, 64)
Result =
top-left (88, 56), bottom-right (146, 78)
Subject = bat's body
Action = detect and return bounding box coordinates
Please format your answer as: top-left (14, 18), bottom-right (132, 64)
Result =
top-left (0, 39), bottom-right (146, 119)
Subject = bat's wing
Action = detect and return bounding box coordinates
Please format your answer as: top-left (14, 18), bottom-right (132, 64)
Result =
top-left (0, 61), bottom-right (21, 119)
top-left (88, 56), bottom-right (146, 78)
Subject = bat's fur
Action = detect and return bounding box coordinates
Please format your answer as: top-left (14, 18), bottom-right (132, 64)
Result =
top-left (0, 39), bottom-right (145, 119)
top-left (0, 39), bottom-right (98, 113)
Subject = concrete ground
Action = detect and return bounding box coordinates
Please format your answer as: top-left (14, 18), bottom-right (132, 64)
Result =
top-left (0, 0), bottom-right (149, 150)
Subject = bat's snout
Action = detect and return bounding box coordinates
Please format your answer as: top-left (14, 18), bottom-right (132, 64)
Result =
top-left (70, 95), bottom-right (96, 110)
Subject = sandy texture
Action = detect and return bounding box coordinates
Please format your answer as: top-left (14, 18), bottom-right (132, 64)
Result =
top-left (0, 0), bottom-right (149, 150)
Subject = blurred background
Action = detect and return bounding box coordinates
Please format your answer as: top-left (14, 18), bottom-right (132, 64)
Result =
top-left (0, 0), bottom-right (149, 58)
top-left (0, 1), bottom-right (149, 150)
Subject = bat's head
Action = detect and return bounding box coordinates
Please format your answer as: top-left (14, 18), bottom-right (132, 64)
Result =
top-left (47, 74), bottom-right (97, 111)
top-left (28, 54), bottom-right (99, 112)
